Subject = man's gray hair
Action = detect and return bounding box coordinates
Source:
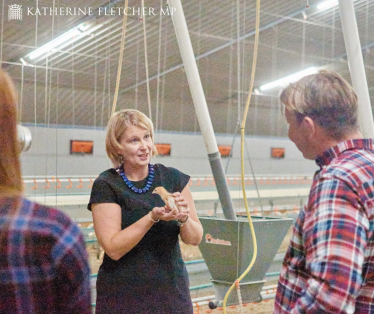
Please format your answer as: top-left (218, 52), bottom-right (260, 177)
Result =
top-left (280, 70), bottom-right (359, 140)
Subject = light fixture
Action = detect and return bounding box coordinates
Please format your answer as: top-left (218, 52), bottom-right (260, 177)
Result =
top-left (22, 22), bottom-right (95, 62)
top-left (20, 58), bottom-right (27, 66)
top-left (317, 0), bottom-right (339, 11)
top-left (259, 67), bottom-right (318, 91)
top-left (317, 0), bottom-right (358, 11)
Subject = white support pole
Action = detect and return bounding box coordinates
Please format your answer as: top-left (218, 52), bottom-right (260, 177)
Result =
top-left (339, 0), bottom-right (374, 138)
top-left (167, 1), bottom-right (217, 154)
top-left (168, 0), bottom-right (236, 220)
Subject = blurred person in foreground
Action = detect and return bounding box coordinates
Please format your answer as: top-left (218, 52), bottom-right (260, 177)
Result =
top-left (274, 70), bottom-right (374, 314)
top-left (0, 68), bottom-right (91, 314)
top-left (88, 109), bottom-right (203, 314)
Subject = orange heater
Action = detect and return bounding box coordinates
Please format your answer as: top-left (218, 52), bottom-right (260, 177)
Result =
top-left (155, 143), bottom-right (171, 156)
top-left (70, 140), bottom-right (93, 155)
top-left (271, 147), bottom-right (285, 158)
top-left (218, 145), bottom-right (232, 157)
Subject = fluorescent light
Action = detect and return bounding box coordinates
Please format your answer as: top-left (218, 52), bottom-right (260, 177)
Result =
top-left (29, 28), bottom-right (81, 60)
top-left (25, 22), bottom-right (93, 61)
top-left (317, 0), bottom-right (359, 11)
top-left (259, 67), bottom-right (318, 91)
top-left (317, 0), bottom-right (338, 11)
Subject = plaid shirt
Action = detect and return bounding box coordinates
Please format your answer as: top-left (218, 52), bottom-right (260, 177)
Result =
top-left (274, 139), bottom-right (374, 314)
top-left (0, 197), bottom-right (91, 314)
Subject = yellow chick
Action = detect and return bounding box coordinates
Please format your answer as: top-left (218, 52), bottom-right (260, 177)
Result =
top-left (152, 186), bottom-right (180, 215)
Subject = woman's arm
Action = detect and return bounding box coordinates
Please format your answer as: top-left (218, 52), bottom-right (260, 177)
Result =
top-left (174, 186), bottom-right (203, 245)
top-left (92, 203), bottom-right (163, 261)
top-left (92, 200), bottom-right (189, 260)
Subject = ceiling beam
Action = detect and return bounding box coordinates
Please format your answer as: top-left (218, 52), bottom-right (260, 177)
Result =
top-left (118, 5), bottom-right (308, 95)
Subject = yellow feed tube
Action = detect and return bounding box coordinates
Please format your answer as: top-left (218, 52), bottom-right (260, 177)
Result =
top-left (222, 0), bottom-right (261, 312)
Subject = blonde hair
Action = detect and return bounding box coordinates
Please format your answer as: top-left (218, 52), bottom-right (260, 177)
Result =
top-left (105, 109), bottom-right (158, 166)
top-left (280, 70), bottom-right (359, 140)
top-left (0, 68), bottom-right (23, 196)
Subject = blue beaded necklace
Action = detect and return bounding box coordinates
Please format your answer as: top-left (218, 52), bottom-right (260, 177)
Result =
top-left (119, 164), bottom-right (154, 194)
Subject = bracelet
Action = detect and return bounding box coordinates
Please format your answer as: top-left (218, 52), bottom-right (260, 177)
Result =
top-left (149, 212), bottom-right (159, 223)
top-left (177, 214), bottom-right (190, 227)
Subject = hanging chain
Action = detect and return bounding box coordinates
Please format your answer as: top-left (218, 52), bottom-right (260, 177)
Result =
top-left (216, 119), bottom-right (265, 217)
top-left (235, 280), bottom-right (243, 313)
top-left (224, 120), bottom-right (240, 174)
top-left (244, 138), bottom-right (265, 216)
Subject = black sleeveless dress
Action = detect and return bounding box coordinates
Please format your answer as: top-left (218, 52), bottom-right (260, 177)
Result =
top-left (88, 164), bottom-right (193, 314)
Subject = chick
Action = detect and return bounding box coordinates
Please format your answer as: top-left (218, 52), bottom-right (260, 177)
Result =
top-left (152, 186), bottom-right (180, 215)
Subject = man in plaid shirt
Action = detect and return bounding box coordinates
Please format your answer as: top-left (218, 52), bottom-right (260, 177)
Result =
top-left (274, 71), bottom-right (374, 313)
top-left (0, 68), bottom-right (91, 313)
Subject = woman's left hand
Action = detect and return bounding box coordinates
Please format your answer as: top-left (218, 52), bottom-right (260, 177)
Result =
top-left (172, 192), bottom-right (190, 222)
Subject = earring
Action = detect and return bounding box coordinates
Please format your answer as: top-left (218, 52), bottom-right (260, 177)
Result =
top-left (118, 155), bottom-right (124, 167)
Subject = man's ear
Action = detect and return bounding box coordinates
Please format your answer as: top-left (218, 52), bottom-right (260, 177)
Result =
top-left (301, 116), bottom-right (316, 140)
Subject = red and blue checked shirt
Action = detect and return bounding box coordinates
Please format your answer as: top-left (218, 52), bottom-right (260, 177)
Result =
top-left (274, 139), bottom-right (374, 314)
top-left (0, 197), bottom-right (91, 314)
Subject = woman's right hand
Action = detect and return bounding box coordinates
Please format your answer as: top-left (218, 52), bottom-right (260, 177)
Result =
top-left (150, 206), bottom-right (180, 222)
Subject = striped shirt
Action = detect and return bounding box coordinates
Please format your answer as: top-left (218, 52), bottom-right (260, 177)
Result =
top-left (274, 139), bottom-right (374, 314)
top-left (0, 197), bottom-right (91, 314)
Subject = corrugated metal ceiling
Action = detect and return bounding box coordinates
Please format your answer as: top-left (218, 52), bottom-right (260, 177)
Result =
top-left (1, 0), bottom-right (374, 135)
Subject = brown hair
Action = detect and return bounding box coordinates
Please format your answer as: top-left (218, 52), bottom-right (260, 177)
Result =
top-left (280, 70), bottom-right (359, 140)
top-left (105, 109), bottom-right (158, 166)
top-left (0, 68), bottom-right (23, 196)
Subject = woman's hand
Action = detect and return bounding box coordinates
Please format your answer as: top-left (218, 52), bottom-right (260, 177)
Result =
top-left (172, 192), bottom-right (190, 222)
top-left (150, 206), bottom-right (179, 222)
top-left (177, 186), bottom-right (203, 245)
top-left (150, 192), bottom-right (190, 222)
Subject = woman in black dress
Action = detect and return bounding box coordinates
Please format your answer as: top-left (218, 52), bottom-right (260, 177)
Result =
top-left (88, 109), bottom-right (203, 314)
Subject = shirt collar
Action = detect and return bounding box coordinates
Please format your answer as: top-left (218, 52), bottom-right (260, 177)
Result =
top-left (315, 138), bottom-right (373, 168)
